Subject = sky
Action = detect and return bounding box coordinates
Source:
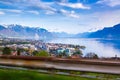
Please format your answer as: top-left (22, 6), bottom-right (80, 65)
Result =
top-left (0, 0), bottom-right (120, 34)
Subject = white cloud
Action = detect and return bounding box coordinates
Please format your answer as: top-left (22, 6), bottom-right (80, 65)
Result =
top-left (81, 10), bottom-right (120, 32)
top-left (7, 9), bottom-right (22, 13)
top-left (59, 3), bottom-right (90, 9)
top-left (60, 9), bottom-right (80, 18)
top-left (0, 9), bottom-right (22, 14)
top-left (0, 0), bottom-right (57, 13)
top-left (45, 10), bottom-right (55, 15)
top-left (0, 11), bottom-right (5, 15)
top-left (54, 0), bottom-right (68, 3)
top-left (0, 0), bottom-right (88, 18)
top-left (96, 10), bottom-right (120, 27)
top-left (97, 0), bottom-right (120, 7)
top-left (60, 9), bottom-right (68, 14)
top-left (27, 0), bottom-right (57, 12)
top-left (68, 11), bottom-right (80, 18)
top-left (28, 0), bottom-right (56, 12)
top-left (27, 10), bottom-right (39, 15)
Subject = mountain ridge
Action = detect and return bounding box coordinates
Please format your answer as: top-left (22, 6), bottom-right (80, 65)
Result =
top-left (1, 23), bottom-right (120, 39)
top-left (87, 24), bottom-right (120, 38)
top-left (0, 24), bottom-right (53, 39)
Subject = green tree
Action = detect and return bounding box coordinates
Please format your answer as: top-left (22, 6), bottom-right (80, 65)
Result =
top-left (73, 50), bottom-right (83, 56)
top-left (60, 51), bottom-right (68, 57)
top-left (79, 46), bottom-right (86, 50)
top-left (85, 52), bottom-right (99, 59)
top-left (93, 54), bottom-right (98, 59)
top-left (0, 47), bottom-right (3, 51)
top-left (32, 51), bottom-right (39, 56)
top-left (62, 51), bottom-right (68, 56)
top-left (17, 49), bottom-right (21, 55)
top-left (17, 48), bottom-right (26, 56)
top-left (35, 50), bottom-right (49, 57)
top-left (75, 45), bottom-right (86, 50)
top-left (2, 47), bottom-right (11, 55)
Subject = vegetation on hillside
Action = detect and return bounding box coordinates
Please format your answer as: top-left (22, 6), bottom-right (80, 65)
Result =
top-left (32, 50), bottom-right (49, 57)
top-left (2, 47), bottom-right (11, 55)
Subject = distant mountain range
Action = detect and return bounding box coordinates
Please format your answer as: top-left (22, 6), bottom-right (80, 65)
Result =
top-left (0, 23), bottom-right (120, 39)
top-left (75, 24), bottom-right (120, 39)
top-left (0, 24), bottom-right (53, 39)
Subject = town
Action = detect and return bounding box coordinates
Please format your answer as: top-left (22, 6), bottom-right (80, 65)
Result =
top-left (0, 37), bottom-right (99, 59)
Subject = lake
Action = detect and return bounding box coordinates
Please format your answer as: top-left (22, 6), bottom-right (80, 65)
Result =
top-left (45, 38), bottom-right (120, 57)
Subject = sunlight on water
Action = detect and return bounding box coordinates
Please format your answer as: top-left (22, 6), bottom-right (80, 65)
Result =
top-left (46, 38), bottom-right (120, 57)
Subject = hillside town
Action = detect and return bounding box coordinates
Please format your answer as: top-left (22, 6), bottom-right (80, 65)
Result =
top-left (0, 38), bottom-right (97, 59)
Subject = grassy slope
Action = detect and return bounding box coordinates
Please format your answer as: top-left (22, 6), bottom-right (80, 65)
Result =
top-left (0, 69), bottom-right (98, 80)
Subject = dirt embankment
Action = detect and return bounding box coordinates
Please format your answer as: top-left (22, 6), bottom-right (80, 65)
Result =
top-left (0, 55), bottom-right (120, 66)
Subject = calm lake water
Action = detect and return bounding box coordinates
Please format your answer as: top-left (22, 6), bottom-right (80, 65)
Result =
top-left (46, 38), bottom-right (120, 57)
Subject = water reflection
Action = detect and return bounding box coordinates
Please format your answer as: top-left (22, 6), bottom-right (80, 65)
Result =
top-left (46, 38), bottom-right (120, 57)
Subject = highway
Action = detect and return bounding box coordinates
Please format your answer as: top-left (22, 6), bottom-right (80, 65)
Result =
top-left (0, 57), bottom-right (120, 74)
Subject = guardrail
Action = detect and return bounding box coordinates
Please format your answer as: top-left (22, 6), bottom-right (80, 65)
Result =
top-left (0, 55), bottom-right (120, 66)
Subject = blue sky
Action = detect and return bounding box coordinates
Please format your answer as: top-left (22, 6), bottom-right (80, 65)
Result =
top-left (0, 0), bottom-right (120, 34)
